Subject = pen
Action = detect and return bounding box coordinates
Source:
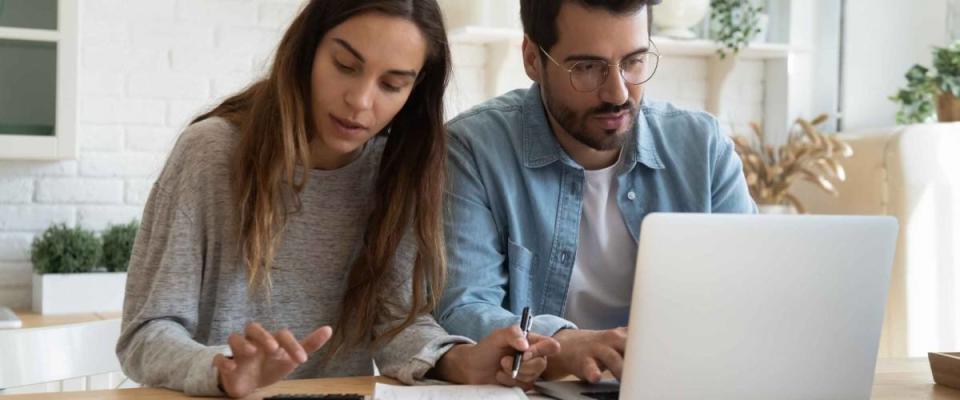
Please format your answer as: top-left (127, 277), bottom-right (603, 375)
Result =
top-left (511, 306), bottom-right (532, 379)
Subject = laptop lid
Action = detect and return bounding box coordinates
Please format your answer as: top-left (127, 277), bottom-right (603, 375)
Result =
top-left (618, 213), bottom-right (897, 400)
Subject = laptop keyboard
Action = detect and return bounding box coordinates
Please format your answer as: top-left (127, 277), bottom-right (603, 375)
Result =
top-left (581, 391), bottom-right (620, 400)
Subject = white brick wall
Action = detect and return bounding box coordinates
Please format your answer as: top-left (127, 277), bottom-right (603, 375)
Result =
top-left (0, 0), bottom-right (766, 309)
top-left (447, 43), bottom-right (488, 119)
top-left (644, 56), bottom-right (766, 137)
top-left (447, 46), bottom-right (768, 137)
top-left (0, 234), bottom-right (33, 262)
top-left (35, 179), bottom-right (124, 204)
top-left (0, 0), bottom-right (298, 308)
top-left (0, 179), bottom-right (33, 203)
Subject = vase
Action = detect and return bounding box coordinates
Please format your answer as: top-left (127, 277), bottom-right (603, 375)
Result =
top-left (653, 0), bottom-right (711, 40)
top-left (757, 204), bottom-right (798, 214)
top-left (938, 92), bottom-right (960, 122)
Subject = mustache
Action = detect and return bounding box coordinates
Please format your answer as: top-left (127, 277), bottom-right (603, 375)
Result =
top-left (590, 101), bottom-right (636, 115)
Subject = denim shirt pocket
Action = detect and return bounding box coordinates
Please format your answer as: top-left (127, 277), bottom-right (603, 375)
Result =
top-left (506, 239), bottom-right (535, 311)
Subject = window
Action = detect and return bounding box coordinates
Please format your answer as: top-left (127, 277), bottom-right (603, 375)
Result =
top-left (0, 0), bottom-right (78, 160)
top-left (950, 0), bottom-right (960, 41)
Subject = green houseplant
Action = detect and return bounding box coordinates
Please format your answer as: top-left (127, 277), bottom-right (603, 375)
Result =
top-left (31, 223), bottom-right (129, 315)
top-left (890, 40), bottom-right (960, 124)
top-left (709, 0), bottom-right (764, 58)
top-left (101, 220), bottom-right (139, 273)
top-left (31, 223), bottom-right (101, 274)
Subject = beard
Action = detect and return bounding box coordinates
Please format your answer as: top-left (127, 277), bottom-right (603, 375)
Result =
top-left (542, 83), bottom-right (639, 151)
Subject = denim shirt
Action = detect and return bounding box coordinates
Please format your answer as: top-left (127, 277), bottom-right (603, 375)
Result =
top-left (436, 84), bottom-right (757, 341)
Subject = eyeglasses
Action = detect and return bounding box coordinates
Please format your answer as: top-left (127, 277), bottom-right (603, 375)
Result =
top-left (538, 41), bottom-right (661, 92)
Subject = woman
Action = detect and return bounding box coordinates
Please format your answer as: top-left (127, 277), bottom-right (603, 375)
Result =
top-left (116, 0), bottom-right (558, 397)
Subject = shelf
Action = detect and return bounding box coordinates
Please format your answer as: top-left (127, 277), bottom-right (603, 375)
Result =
top-left (653, 37), bottom-right (797, 60)
top-left (448, 26), bottom-right (523, 45)
top-left (448, 26), bottom-right (797, 60)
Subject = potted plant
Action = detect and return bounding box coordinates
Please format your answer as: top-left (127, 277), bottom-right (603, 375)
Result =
top-left (30, 222), bottom-right (137, 315)
top-left (890, 40), bottom-right (960, 123)
top-left (732, 114), bottom-right (854, 213)
top-left (101, 220), bottom-right (139, 273)
top-left (709, 0), bottom-right (764, 58)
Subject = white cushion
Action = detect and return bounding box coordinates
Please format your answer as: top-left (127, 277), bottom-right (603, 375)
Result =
top-left (791, 122), bottom-right (960, 357)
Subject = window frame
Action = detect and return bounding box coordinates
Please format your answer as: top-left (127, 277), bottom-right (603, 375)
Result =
top-left (0, 0), bottom-right (78, 160)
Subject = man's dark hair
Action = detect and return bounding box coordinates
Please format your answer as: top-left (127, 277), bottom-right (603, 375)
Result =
top-left (520, 0), bottom-right (660, 53)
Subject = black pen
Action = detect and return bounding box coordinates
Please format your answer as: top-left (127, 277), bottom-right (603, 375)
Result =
top-left (511, 306), bottom-right (533, 379)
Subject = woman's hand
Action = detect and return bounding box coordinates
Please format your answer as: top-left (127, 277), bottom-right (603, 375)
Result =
top-left (434, 325), bottom-right (561, 390)
top-left (212, 322), bottom-right (333, 398)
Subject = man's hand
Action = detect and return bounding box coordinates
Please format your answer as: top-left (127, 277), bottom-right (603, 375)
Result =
top-left (212, 322), bottom-right (333, 398)
top-left (433, 325), bottom-right (561, 390)
top-left (543, 327), bottom-right (627, 383)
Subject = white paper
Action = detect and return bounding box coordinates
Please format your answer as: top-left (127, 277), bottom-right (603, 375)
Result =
top-left (373, 383), bottom-right (528, 400)
top-left (0, 307), bottom-right (22, 329)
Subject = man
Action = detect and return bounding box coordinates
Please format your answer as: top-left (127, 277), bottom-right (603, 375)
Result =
top-left (436, 0), bottom-right (757, 383)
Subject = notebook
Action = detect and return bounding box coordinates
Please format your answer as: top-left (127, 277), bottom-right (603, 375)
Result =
top-left (373, 383), bottom-right (527, 400)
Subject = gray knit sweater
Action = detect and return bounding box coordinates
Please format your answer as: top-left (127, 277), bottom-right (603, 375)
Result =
top-left (116, 117), bottom-right (470, 396)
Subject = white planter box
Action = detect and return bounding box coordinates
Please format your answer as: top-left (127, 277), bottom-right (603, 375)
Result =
top-left (31, 273), bottom-right (127, 315)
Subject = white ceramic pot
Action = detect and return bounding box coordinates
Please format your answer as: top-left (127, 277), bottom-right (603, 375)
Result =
top-left (653, 0), bottom-right (711, 40)
top-left (32, 272), bottom-right (127, 315)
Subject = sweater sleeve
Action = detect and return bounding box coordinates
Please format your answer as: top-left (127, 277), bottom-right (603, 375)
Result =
top-left (372, 231), bottom-right (474, 384)
top-left (115, 128), bottom-right (230, 397)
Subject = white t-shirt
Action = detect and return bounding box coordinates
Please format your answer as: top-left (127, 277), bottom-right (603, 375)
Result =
top-left (563, 159), bottom-right (637, 330)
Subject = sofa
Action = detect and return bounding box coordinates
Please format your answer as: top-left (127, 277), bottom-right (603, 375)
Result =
top-left (790, 122), bottom-right (960, 358)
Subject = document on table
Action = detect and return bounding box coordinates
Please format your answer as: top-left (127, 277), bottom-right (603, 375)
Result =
top-left (373, 383), bottom-right (528, 400)
top-left (0, 307), bottom-right (22, 329)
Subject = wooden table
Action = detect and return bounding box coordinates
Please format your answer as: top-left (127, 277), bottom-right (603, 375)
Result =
top-left (13, 309), bottom-right (122, 329)
top-left (2, 376), bottom-right (399, 399)
top-left (871, 358), bottom-right (960, 399)
top-left (3, 358), bottom-right (958, 399)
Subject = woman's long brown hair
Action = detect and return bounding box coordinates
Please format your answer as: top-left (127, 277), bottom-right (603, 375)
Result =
top-left (192, 0), bottom-right (450, 356)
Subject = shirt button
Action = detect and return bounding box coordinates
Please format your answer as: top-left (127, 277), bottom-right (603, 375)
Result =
top-left (627, 191), bottom-right (637, 200)
top-left (560, 252), bottom-right (568, 262)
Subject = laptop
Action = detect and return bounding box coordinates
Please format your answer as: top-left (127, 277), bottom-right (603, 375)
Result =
top-left (535, 213), bottom-right (898, 400)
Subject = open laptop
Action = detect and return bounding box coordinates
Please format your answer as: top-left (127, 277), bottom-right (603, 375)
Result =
top-left (535, 213), bottom-right (898, 400)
